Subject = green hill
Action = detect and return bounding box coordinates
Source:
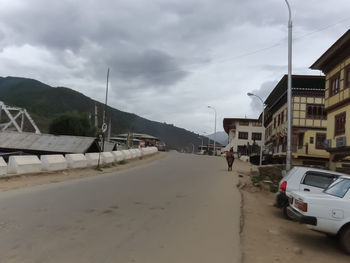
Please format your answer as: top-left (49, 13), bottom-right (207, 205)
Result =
top-left (0, 76), bottom-right (206, 151)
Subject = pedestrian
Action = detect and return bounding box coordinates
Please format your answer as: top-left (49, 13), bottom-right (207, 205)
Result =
top-left (226, 147), bottom-right (235, 171)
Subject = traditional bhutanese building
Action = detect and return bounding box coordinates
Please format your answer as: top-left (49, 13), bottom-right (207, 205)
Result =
top-left (264, 74), bottom-right (329, 167)
top-left (223, 117), bottom-right (264, 156)
top-left (310, 29), bottom-right (350, 172)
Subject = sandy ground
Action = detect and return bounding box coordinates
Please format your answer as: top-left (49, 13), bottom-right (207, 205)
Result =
top-left (0, 152), bottom-right (167, 192)
top-left (234, 159), bottom-right (350, 263)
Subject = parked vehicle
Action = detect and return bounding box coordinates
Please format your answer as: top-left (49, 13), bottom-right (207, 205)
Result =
top-left (287, 175), bottom-right (350, 254)
top-left (275, 167), bottom-right (344, 219)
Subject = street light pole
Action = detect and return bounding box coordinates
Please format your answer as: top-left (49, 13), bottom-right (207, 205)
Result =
top-left (208, 106), bottom-right (217, 155)
top-left (247, 93), bottom-right (265, 166)
top-left (285, 0), bottom-right (292, 171)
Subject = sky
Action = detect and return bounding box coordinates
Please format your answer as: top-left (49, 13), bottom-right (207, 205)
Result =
top-left (0, 0), bottom-right (349, 135)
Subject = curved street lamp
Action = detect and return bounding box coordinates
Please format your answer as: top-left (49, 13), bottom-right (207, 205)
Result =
top-left (207, 106), bottom-right (217, 155)
top-left (247, 93), bottom-right (265, 166)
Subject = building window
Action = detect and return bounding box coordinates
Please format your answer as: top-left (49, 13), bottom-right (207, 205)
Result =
top-left (252, 132), bottom-right (262, 141)
top-left (345, 66), bottom-right (350, 89)
top-left (239, 121), bottom-right (249, 126)
top-left (278, 114), bottom-right (280, 126)
top-left (298, 133), bottom-right (304, 149)
top-left (252, 121), bottom-right (262, 127)
top-left (281, 111), bottom-right (284, 123)
top-left (306, 104), bottom-right (326, 120)
top-left (335, 112), bottom-right (346, 136)
top-left (238, 132), bottom-right (248, 139)
top-left (310, 137), bottom-right (314, 144)
top-left (316, 133), bottom-right (326, 149)
top-left (329, 74), bottom-right (340, 97)
top-left (274, 117), bottom-right (276, 128)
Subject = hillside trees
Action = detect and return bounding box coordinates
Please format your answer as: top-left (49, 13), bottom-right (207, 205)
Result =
top-left (49, 112), bottom-right (97, 137)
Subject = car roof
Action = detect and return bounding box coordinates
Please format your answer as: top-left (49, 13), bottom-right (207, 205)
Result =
top-left (292, 166), bottom-right (349, 177)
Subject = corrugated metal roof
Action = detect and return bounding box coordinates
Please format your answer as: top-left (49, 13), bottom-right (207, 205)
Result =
top-left (0, 131), bottom-right (97, 153)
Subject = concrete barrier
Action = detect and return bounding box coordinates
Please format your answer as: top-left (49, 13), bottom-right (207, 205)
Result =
top-left (121, 150), bottom-right (132, 160)
top-left (112, 151), bottom-right (124, 162)
top-left (41, 154), bottom-right (67, 171)
top-left (101, 152), bottom-right (114, 164)
top-left (134, 149), bottom-right (142, 158)
top-left (65, 154), bottom-right (87, 169)
top-left (130, 149), bottom-right (138, 159)
top-left (85, 153), bottom-right (100, 167)
top-left (0, 157), bottom-right (7, 176)
top-left (8, 155), bottom-right (42, 174)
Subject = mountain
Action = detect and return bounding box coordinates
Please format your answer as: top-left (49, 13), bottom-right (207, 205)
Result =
top-left (207, 131), bottom-right (228, 146)
top-left (0, 76), bottom-right (213, 152)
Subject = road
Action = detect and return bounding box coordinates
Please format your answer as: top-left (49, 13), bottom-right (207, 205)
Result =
top-left (0, 152), bottom-right (241, 263)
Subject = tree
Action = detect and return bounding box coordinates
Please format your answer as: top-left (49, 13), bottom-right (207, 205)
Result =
top-left (49, 112), bottom-right (97, 137)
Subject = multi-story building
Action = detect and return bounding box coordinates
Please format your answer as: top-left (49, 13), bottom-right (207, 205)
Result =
top-left (223, 118), bottom-right (264, 155)
top-left (310, 29), bottom-right (350, 171)
top-left (264, 74), bottom-right (329, 167)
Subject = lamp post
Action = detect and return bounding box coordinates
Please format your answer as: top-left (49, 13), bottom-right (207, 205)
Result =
top-left (208, 106), bottom-right (217, 155)
top-left (247, 93), bottom-right (265, 166)
top-left (285, 0), bottom-right (292, 171)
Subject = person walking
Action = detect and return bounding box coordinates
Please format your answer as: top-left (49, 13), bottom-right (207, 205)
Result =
top-left (226, 147), bottom-right (235, 171)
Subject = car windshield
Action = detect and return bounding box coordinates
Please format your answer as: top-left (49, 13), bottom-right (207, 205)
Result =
top-left (324, 178), bottom-right (350, 198)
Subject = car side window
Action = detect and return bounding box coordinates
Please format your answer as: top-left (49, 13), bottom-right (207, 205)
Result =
top-left (302, 172), bottom-right (337, 189)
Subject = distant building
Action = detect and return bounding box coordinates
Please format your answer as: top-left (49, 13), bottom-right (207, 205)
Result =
top-left (223, 118), bottom-right (264, 156)
top-left (111, 133), bottom-right (162, 149)
top-left (264, 74), bottom-right (329, 167)
top-left (310, 29), bottom-right (350, 171)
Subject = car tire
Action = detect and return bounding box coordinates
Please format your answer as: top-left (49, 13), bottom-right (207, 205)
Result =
top-left (340, 226), bottom-right (350, 254)
top-left (283, 205), bottom-right (292, 220)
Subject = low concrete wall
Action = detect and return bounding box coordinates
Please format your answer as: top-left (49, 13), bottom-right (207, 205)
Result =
top-left (0, 157), bottom-right (7, 176)
top-left (41, 155), bottom-right (67, 171)
top-left (8, 155), bottom-right (42, 175)
top-left (85, 153), bottom-right (100, 167)
top-left (121, 150), bottom-right (132, 160)
top-left (112, 151), bottom-right (124, 162)
top-left (134, 149), bottom-right (142, 158)
top-left (101, 152), bottom-right (114, 164)
top-left (65, 154), bottom-right (87, 169)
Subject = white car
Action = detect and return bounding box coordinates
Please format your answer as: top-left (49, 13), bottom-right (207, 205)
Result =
top-left (275, 167), bottom-right (343, 219)
top-left (287, 175), bottom-right (350, 254)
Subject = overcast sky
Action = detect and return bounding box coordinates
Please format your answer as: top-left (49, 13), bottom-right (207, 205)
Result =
top-left (0, 0), bottom-right (349, 135)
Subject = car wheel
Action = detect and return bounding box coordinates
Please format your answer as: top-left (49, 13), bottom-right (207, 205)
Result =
top-left (283, 205), bottom-right (292, 220)
top-left (340, 226), bottom-right (350, 254)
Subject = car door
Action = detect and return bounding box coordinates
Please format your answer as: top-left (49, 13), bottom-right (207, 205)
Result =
top-left (299, 171), bottom-right (339, 193)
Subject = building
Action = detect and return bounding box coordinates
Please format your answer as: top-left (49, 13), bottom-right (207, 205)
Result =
top-left (264, 75), bottom-right (329, 167)
top-left (223, 118), bottom-right (264, 156)
top-left (310, 29), bottom-right (350, 171)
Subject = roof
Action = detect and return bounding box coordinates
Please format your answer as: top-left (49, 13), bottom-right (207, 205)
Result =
top-left (310, 29), bottom-right (350, 72)
top-left (264, 75), bottom-right (325, 107)
top-left (116, 133), bottom-right (159, 140)
top-left (0, 131), bottom-right (98, 154)
top-left (223, 118), bottom-right (260, 134)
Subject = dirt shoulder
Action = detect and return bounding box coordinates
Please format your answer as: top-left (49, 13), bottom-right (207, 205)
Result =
top-left (234, 159), bottom-right (349, 263)
top-left (0, 152), bottom-right (167, 192)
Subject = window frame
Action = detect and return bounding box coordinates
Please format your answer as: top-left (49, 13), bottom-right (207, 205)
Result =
top-left (238, 131), bottom-right (248, 140)
top-left (329, 73), bottom-right (340, 97)
top-left (315, 133), bottom-right (326, 149)
top-left (334, 112), bottom-right (346, 136)
top-left (345, 66), bottom-right (350, 89)
top-left (251, 132), bottom-right (262, 141)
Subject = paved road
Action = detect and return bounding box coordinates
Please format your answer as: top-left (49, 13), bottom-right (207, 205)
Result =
top-left (0, 152), bottom-right (241, 263)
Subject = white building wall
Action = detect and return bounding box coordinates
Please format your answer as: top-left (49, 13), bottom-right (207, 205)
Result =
top-left (226, 120), bottom-right (264, 153)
